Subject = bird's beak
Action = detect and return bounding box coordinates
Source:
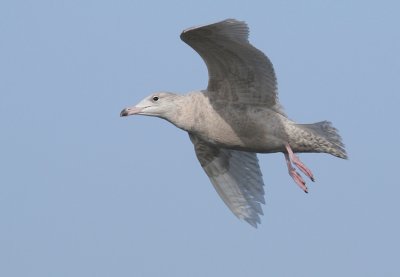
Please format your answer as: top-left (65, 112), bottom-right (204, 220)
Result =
top-left (120, 106), bottom-right (145, 117)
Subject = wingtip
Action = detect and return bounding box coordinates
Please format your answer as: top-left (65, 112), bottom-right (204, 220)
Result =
top-left (180, 18), bottom-right (248, 39)
top-left (244, 217), bottom-right (261, 228)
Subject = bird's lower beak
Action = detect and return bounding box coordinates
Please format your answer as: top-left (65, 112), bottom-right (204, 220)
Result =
top-left (120, 106), bottom-right (145, 117)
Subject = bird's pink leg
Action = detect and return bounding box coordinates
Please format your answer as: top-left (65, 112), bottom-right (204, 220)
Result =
top-left (285, 153), bottom-right (308, 193)
top-left (285, 144), bottom-right (315, 182)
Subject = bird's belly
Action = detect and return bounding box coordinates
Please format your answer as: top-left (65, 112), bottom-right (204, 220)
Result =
top-left (193, 118), bottom-right (288, 153)
top-left (185, 101), bottom-right (292, 153)
top-left (203, 133), bottom-right (286, 153)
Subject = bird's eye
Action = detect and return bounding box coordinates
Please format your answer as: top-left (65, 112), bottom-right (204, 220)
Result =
top-left (152, 96), bottom-right (159, 102)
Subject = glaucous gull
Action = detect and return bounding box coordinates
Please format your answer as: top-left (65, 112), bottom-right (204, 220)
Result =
top-left (121, 19), bottom-right (347, 227)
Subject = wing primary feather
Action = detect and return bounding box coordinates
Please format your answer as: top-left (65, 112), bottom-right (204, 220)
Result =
top-left (189, 134), bottom-right (265, 227)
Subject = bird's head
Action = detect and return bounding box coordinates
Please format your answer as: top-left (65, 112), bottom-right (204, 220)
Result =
top-left (120, 92), bottom-right (180, 119)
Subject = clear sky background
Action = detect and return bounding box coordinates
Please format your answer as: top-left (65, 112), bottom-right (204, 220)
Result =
top-left (1, 1), bottom-right (399, 276)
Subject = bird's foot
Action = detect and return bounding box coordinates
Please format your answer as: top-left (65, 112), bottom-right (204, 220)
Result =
top-left (284, 144), bottom-right (315, 193)
top-left (285, 152), bottom-right (308, 193)
top-left (285, 144), bottom-right (315, 182)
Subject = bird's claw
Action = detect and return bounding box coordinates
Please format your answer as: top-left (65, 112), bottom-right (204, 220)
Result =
top-left (289, 168), bottom-right (308, 193)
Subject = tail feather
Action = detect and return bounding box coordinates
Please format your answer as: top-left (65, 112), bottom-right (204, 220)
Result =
top-left (296, 121), bottom-right (348, 159)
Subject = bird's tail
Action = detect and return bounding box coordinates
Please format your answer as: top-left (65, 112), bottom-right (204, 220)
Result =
top-left (295, 121), bottom-right (348, 159)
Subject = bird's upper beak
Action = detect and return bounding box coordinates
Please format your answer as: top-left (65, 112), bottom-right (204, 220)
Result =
top-left (120, 106), bottom-right (145, 117)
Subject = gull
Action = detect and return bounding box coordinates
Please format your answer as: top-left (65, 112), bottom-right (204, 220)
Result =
top-left (120, 19), bottom-right (347, 227)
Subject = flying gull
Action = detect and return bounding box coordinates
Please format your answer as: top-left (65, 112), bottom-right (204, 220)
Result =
top-left (120, 19), bottom-right (347, 227)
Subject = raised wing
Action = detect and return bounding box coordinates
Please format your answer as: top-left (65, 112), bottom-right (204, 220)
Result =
top-left (181, 19), bottom-right (282, 112)
top-left (189, 134), bottom-right (265, 227)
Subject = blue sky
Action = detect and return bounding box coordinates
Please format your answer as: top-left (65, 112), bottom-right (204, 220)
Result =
top-left (1, 0), bottom-right (399, 276)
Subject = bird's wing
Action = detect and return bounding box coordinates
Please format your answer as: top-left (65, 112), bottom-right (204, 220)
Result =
top-left (189, 134), bottom-right (265, 227)
top-left (181, 19), bottom-right (283, 114)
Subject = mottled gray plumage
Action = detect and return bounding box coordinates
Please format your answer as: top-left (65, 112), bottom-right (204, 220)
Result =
top-left (121, 19), bottom-right (347, 227)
